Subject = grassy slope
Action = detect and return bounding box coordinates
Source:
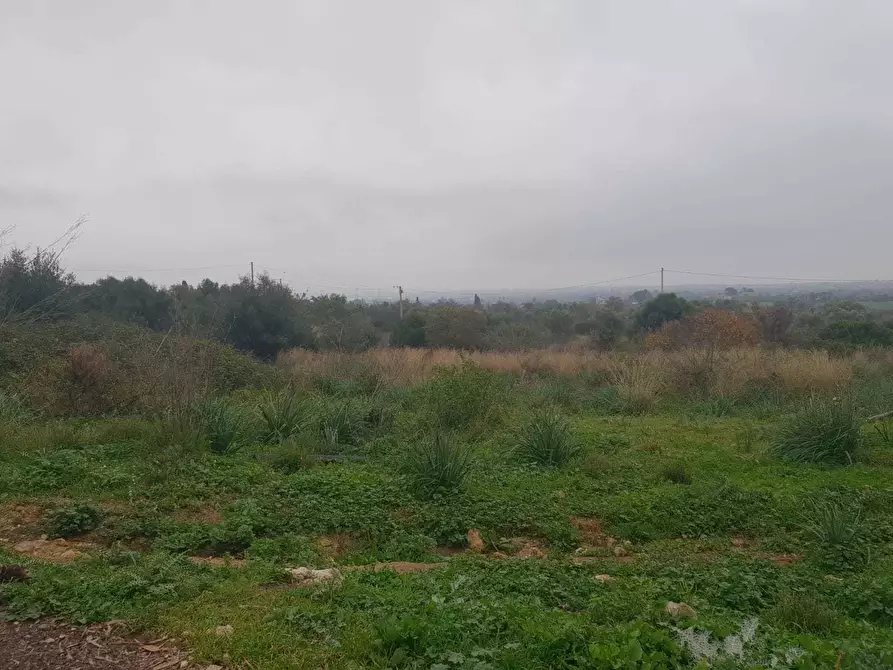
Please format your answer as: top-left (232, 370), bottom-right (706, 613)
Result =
top-left (3, 407), bottom-right (893, 669)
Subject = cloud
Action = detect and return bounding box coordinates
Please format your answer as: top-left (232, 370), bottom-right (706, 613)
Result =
top-left (2, 1), bottom-right (892, 291)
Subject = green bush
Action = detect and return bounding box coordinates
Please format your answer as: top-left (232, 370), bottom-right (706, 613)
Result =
top-left (403, 433), bottom-right (474, 498)
top-left (46, 503), bottom-right (104, 538)
top-left (258, 391), bottom-right (309, 444)
top-left (773, 398), bottom-right (863, 464)
top-left (515, 412), bottom-right (580, 467)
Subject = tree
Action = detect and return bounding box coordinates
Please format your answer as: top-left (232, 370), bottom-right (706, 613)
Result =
top-left (543, 309), bottom-right (574, 341)
top-left (724, 287), bottom-right (739, 296)
top-left (819, 321), bottom-right (893, 348)
top-left (751, 306), bottom-right (794, 344)
top-left (425, 306), bottom-right (487, 350)
top-left (218, 275), bottom-right (314, 359)
top-left (636, 293), bottom-right (690, 332)
top-left (631, 289), bottom-right (653, 304)
top-left (645, 309), bottom-right (758, 350)
top-left (391, 311), bottom-right (427, 347)
top-left (0, 247), bottom-right (75, 322)
top-left (79, 276), bottom-right (172, 331)
top-left (473, 293), bottom-right (483, 308)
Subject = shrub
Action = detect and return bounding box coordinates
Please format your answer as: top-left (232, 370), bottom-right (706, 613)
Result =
top-left (403, 433), bottom-right (473, 497)
top-left (46, 503), bottom-right (104, 538)
top-left (659, 461), bottom-right (692, 485)
top-left (516, 412), bottom-right (580, 467)
top-left (768, 591), bottom-right (838, 633)
top-left (773, 398), bottom-right (863, 464)
top-left (258, 391), bottom-right (309, 444)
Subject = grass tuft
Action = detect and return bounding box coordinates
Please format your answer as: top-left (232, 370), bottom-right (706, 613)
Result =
top-left (403, 433), bottom-right (473, 497)
top-left (769, 591), bottom-right (838, 634)
top-left (258, 391), bottom-right (309, 444)
top-left (516, 412), bottom-right (580, 466)
top-left (659, 461), bottom-right (692, 485)
top-left (772, 397), bottom-right (863, 464)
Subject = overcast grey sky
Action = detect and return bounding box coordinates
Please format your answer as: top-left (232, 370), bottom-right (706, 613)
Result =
top-left (2, 1), bottom-right (892, 296)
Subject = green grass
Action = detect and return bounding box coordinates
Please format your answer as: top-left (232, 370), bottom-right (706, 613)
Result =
top-left (4, 381), bottom-right (893, 668)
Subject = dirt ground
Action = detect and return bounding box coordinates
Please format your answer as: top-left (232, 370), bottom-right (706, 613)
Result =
top-left (0, 618), bottom-right (189, 670)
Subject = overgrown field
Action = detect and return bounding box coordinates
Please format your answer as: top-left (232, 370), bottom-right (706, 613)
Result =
top-left (3, 346), bottom-right (893, 668)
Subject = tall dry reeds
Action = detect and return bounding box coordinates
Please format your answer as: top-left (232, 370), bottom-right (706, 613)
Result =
top-left (277, 346), bottom-right (860, 403)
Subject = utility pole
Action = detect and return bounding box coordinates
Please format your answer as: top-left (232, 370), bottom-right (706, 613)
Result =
top-left (250, 261), bottom-right (254, 287)
top-left (395, 285), bottom-right (404, 319)
top-left (660, 267), bottom-right (664, 294)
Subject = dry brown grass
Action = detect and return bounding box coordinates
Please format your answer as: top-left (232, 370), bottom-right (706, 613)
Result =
top-left (278, 346), bottom-right (860, 402)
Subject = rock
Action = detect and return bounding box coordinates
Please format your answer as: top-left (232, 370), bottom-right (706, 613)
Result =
top-left (612, 545), bottom-right (629, 557)
top-left (665, 601), bottom-right (696, 619)
top-left (467, 529), bottom-right (485, 553)
top-left (213, 625), bottom-right (233, 637)
top-left (555, 490), bottom-right (567, 499)
top-left (731, 536), bottom-right (748, 548)
top-left (593, 574), bottom-right (615, 583)
top-left (517, 542), bottom-right (547, 559)
top-left (285, 567), bottom-right (343, 585)
top-left (491, 552), bottom-right (508, 560)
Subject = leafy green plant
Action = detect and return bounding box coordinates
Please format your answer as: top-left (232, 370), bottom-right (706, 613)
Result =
top-left (46, 503), bottom-right (104, 538)
top-left (258, 391), bottom-right (309, 444)
top-left (768, 591), bottom-right (838, 633)
top-left (403, 433), bottom-right (474, 497)
top-left (659, 461), bottom-right (692, 485)
top-left (516, 412), bottom-right (580, 466)
top-left (773, 397), bottom-right (863, 464)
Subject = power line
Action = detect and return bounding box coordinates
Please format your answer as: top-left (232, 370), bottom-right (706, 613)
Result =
top-left (665, 269), bottom-right (885, 284)
top-left (406, 270), bottom-right (661, 297)
top-left (72, 263), bottom-right (244, 274)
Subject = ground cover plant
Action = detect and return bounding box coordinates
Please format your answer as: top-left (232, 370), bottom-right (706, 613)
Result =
top-left (3, 344), bottom-right (893, 669)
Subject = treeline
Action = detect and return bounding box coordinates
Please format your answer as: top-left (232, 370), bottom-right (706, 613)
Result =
top-left (2, 247), bottom-right (892, 359)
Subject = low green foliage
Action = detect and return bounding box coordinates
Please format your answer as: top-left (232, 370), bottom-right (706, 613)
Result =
top-left (515, 412), bottom-right (580, 467)
top-left (773, 397), bottom-right (863, 464)
top-left (46, 503), bottom-right (104, 538)
top-left (402, 433), bottom-right (474, 497)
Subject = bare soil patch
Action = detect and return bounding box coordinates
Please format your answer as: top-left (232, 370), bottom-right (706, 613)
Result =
top-left (9, 539), bottom-right (95, 563)
top-left (0, 504), bottom-right (46, 542)
top-left (0, 618), bottom-right (189, 670)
